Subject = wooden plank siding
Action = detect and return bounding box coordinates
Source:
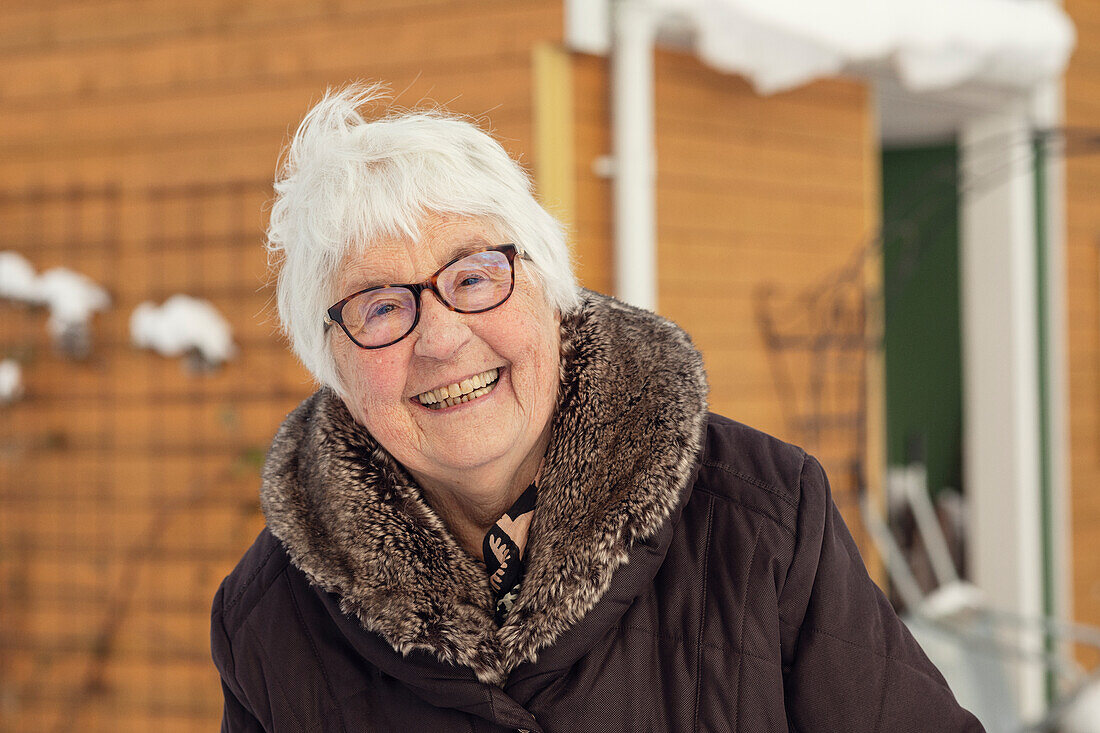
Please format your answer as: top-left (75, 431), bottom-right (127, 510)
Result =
top-left (0, 1), bottom-right (561, 731)
top-left (0, 1), bottom-right (882, 730)
top-left (569, 51), bottom-right (879, 553)
top-left (1064, 0), bottom-right (1100, 666)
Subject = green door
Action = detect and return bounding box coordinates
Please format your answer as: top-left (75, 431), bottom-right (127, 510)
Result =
top-left (881, 144), bottom-right (963, 496)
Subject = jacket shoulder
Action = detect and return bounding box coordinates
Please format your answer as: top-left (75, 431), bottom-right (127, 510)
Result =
top-left (694, 412), bottom-right (810, 536)
top-left (213, 528), bottom-right (293, 637)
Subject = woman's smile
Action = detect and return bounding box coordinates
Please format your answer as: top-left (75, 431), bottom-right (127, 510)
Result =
top-left (413, 366), bottom-right (503, 410)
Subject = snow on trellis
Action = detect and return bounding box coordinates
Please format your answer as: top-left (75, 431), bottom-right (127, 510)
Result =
top-left (37, 269), bottom-right (111, 354)
top-left (130, 294), bottom-right (236, 369)
top-left (0, 251), bottom-right (39, 302)
top-left (2, 251), bottom-right (237, 371)
top-left (0, 250), bottom-right (111, 358)
top-left (0, 359), bottom-right (22, 404)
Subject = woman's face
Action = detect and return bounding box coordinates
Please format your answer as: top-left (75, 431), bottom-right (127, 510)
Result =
top-left (331, 213), bottom-right (561, 488)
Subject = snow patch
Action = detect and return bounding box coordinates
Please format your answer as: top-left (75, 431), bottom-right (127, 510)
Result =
top-left (0, 251), bottom-right (111, 357)
top-left (0, 359), bottom-right (22, 404)
top-left (571, 0), bottom-right (1076, 95)
top-left (35, 267), bottom-right (111, 340)
top-left (692, 0), bottom-right (1075, 94)
top-left (0, 251), bottom-right (40, 302)
top-left (130, 294), bottom-right (236, 366)
top-left (1062, 678), bottom-right (1100, 733)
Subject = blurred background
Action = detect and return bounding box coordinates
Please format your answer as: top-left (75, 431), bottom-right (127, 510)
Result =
top-left (0, 0), bottom-right (1096, 730)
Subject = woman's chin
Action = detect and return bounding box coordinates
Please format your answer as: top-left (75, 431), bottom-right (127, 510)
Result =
top-left (419, 420), bottom-right (516, 470)
top-left (413, 414), bottom-right (539, 478)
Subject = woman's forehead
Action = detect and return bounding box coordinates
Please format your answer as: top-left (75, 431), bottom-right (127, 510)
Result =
top-left (338, 215), bottom-right (503, 291)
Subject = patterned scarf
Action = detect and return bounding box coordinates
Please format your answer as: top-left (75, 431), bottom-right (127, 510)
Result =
top-left (483, 481), bottom-right (538, 626)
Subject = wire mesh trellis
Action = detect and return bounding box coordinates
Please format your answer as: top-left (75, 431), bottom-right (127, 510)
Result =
top-left (752, 128), bottom-right (1089, 516)
top-left (751, 128), bottom-right (1100, 730)
top-left (0, 181), bottom-right (306, 732)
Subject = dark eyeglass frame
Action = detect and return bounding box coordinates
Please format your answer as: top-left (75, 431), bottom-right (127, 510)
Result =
top-left (324, 244), bottom-right (525, 349)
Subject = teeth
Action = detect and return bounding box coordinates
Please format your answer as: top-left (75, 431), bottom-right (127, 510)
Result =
top-left (416, 368), bottom-right (500, 408)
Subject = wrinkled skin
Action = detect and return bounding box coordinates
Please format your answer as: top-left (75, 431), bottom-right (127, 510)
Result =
top-left (330, 213), bottom-right (561, 552)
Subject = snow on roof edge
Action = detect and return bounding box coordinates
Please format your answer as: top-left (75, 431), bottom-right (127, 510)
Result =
top-left (570, 0), bottom-right (1076, 96)
top-left (695, 0), bottom-right (1075, 95)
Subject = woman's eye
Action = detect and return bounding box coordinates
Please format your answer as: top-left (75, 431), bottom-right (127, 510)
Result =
top-left (363, 301), bottom-right (404, 320)
top-left (458, 274), bottom-right (485, 287)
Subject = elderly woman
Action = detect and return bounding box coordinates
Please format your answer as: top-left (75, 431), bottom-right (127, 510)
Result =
top-left (211, 84), bottom-right (981, 732)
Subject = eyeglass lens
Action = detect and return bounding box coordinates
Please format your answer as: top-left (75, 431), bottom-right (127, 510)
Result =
top-left (340, 249), bottom-right (514, 347)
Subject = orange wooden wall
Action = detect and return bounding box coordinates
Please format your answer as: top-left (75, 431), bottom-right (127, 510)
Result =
top-left (0, 2), bottom-right (881, 731)
top-left (1063, 0), bottom-right (1100, 648)
top-left (0, 2), bottom-right (562, 731)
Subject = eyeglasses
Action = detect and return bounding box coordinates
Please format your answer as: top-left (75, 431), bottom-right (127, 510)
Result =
top-left (324, 244), bottom-right (524, 349)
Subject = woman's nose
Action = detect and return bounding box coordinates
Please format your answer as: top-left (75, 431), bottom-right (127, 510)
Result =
top-left (411, 290), bottom-right (472, 360)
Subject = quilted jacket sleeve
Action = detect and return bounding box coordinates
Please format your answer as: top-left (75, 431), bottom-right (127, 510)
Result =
top-left (211, 583), bottom-right (266, 733)
top-left (778, 454), bottom-right (985, 732)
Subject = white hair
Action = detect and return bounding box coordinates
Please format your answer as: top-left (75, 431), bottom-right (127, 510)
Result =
top-left (266, 82), bottom-right (580, 395)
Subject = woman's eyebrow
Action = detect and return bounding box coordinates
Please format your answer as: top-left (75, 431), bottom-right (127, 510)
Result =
top-left (342, 239), bottom-right (495, 293)
top-left (442, 239), bottom-right (493, 263)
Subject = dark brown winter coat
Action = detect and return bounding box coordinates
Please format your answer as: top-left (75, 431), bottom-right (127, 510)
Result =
top-left (211, 290), bottom-right (983, 732)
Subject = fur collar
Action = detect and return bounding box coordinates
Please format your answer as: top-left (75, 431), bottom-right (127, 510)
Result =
top-left (260, 289), bottom-right (709, 685)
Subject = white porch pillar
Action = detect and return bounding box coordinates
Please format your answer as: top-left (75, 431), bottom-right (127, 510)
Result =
top-left (959, 107), bottom-right (1046, 719)
top-left (611, 0), bottom-right (658, 311)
